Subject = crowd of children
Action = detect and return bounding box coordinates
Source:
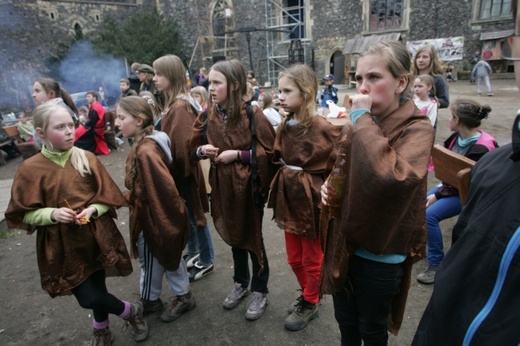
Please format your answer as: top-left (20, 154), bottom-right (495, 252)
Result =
top-left (7, 29), bottom-right (517, 344)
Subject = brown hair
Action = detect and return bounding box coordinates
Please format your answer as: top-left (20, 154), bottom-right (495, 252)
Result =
top-left (35, 77), bottom-right (79, 115)
top-left (153, 55), bottom-right (189, 111)
top-left (450, 99), bottom-right (491, 129)
top-left (412, 46), bottom-right (445, 76)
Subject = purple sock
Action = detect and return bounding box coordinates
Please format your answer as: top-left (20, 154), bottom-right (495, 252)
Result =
top-left (93, 319), bottom-right (109, 330)
top-left (119, 300), bottom-right (132, 319)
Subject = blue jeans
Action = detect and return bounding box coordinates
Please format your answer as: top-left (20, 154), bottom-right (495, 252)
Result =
top-left (426, 186), bottom-right (462, 266)
top-left (183, 178), bottom-right (215, 267)
top-left (333, 256), bottom-right (403, 346)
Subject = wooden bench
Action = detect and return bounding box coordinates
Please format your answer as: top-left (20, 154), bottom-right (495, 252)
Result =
top-left (431, 144), bottom-right (476, 206)
top-left (0, 125), bottom-right (40, 164)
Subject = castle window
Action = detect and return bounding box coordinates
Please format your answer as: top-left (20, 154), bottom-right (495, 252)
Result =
top-left (50, 13), bottom-right (55, 20)
top-left (283, 0), bottom-right (305, 40)
top-left (212, 0), bottom-right (233, 50)
top-left (369, 0), bottom-right (403, 31)
top-left (479, 0), bottom-right (512, 19)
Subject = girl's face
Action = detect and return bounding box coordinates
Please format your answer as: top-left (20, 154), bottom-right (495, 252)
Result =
top-left (448, 111), bottom-right (459, 132)
top-left (152, 71), bottom-right (170, 92)
top-left (355, 54), bottom-right (406, 118)
top-left (32, 82), bottom-right (52, 106)
top-left (277, 76), bottom-right (304, 114)
top-left (115, 106), bottom-right (142, 138)
top-left (37, 108), bottom-right (75, 152)
top-left (415, 51), bottom-right (432, 73)
top-left (413, 78), bottom-right (430, 98)
top-left (192, 93), bottom-right (203, 106)
top-left (208, 70), bottom-right (229, 107)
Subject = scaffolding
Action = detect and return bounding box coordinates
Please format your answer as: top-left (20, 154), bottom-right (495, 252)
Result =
top-left (264, 0), bottom-right (307, 86)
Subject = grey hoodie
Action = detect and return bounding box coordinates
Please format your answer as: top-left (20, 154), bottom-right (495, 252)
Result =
top-left (146, 130), bottom-right (172, 164)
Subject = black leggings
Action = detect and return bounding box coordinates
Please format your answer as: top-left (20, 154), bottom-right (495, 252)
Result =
top-left (71, 270), bottom-right (125, 322)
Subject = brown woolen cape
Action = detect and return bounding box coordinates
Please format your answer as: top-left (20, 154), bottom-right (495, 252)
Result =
top-left (161, 99), bottom-right (209, 228)
top-left (125, 138), bottom-right (189, 271)
top-left (268, 116), bottom-right (340, 239)
top-left (5, 151), bottom-right (132, 297)
top-left (320, 100), bottom-right (435, 334)
top-left (190, 103), bottom-right (276, 268)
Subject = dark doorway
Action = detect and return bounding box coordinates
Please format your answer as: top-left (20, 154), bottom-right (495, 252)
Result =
top-left (329, 50), bottom-right (345, 84)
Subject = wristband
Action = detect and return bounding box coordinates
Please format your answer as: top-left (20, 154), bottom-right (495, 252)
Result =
top-left (350, 108), bottom-right (371, 125)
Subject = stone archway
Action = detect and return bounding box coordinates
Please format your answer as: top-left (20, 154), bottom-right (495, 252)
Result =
top-left (329, 50), bottom-right (345, 84)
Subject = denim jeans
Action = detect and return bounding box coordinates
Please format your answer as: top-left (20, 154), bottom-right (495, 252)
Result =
top-left (333, 256), bottom-right (403, 346)
top-left (183, 178), bottom-right (215, 267)
top-left (426, 186), bottom-right (462, 266)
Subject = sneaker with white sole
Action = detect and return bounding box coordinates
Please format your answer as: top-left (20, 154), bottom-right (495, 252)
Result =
top-left (188, 261), bottom-right (214, 282)
top-left (416, 265), bottom-right (438, 284)
top-left (183, 253), bottom-right (200, 269)
top-left (223, 282), bottom-right (250, 310)
top-left (245, 292), bottom-right (268, 321)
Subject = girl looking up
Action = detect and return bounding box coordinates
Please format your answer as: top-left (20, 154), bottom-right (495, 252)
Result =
top-left (268, 64), bottom-right (340, 331)
top-left (413, 74), bottom-right (438, 127)
top-left (320, 41), bottom-right (435, 345)
top-left (116, 96), bottom-right (195, 323)
top-left (5, 103), bottom-right (148, 345)
top-left (190, 59), bottom-right (276, 321)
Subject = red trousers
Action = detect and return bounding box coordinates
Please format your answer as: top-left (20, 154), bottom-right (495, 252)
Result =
top-left (284, 231), bottom-right (323, 305)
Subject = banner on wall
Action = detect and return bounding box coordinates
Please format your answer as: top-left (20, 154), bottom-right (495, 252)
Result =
top-left (407, 37), bottom-right (464, 61)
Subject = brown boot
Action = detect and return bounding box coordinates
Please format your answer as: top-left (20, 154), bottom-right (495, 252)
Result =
top-left (123, 301), bottom-right (149, 342)
top-left (91, 327), bottom-right (113, 346)
top-left (160, 291), bottom-right (196, 322)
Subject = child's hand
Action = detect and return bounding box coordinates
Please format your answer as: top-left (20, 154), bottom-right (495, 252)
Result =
top-left (201, 144), bottom-right (219, 159)
top-left (215, 150), bottom-right (239, 164)
top-left (51, 208), bottom-right (77, 224)
top-left (75, 206), bottom-right (96, 225)
top-left (349, 94), bottom-right (372, 111)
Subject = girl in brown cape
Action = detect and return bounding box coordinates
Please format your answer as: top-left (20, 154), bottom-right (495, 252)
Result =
top-left (190, 59), bottom-right (276, 321)
top-left (320, 41), bottom-right (435, 344)
top-left (116, 96), bottom-right (195, 324)
top-left (5, 103), bottom-right (148, 344)
top-left (268, 64), bottom-right (340, 331)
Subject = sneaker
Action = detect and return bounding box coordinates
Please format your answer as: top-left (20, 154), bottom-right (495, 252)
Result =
top-left (140, 297), bottom-right (163, 316)
top-left (223, 282), bottom-right (250, 310)
top-left (160, 291), bottom-right (196, 322)
top-left (488, 92), bottom-right (494, 96)
top-left (284, 298), bottom-right (319, 331)
top-left (91, 327), bottom-right (113, 346)
top-left (188, 261), bottom-right (214, 282)
top-left (287, 293), bottom-right (304, 315)
top-left (416, 265), bottom-right (438, 284)
top-left (123, 302), bottom-right (149, 342)
top-left (245, 292), bottom-right (268, 321)
top-left (183, 253), bottom-right (200, 269)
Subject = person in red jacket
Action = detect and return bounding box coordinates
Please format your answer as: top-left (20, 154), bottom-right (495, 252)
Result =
top-left (75, 91), bottom-right (109, 155)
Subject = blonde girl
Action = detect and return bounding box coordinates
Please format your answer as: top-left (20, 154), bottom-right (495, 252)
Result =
top-left (116, 96), bottom-right (195, 323)
top-left (153, 55), bottom-right (215, 283)
top-left (190, 86), bottom-right (209, 111)
top-left (139, 90), bottom-right (162, 129)
top-left (190, 59), bottom-right (276, 321)
top-left (6, 103), bottom-right (147, 344)
top-left (413, 74), bottom-right (438, 126)
top-left (412, 45), bottom-right (450, 108)
top-left (321, 41), bottom-right (435, 344)
top-left (268, 64), bottom-right (340, 331)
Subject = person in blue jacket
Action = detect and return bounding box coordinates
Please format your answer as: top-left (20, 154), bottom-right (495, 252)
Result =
top-left (319, 74), bottom-right (338, 108)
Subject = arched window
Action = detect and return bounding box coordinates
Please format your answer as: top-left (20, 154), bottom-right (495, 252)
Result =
top-left (212, 0), bottom-right (230, 50)
top-left (74, 23), bottom-right (83, 41)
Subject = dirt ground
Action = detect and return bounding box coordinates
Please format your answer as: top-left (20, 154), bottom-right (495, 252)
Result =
top-left (0, 79), bottom-right (518, 346)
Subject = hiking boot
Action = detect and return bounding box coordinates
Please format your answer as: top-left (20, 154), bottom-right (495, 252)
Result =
top-left (160, 292), bottom-right (196, 322)
top-left (183, 253), bottom-right (200, 269)
top-left (284, 298), bottom-right (319, 331)
top-left (223, 282), bottom-right (250, 310)
top-left (140, 297), bottom-right (163, 316)
top-left (287, 293), bottom-right (304, 315)
top-left (417, 265), bottom-right (438, 284)
top-left (188, 261), bottom-right (214, 282)
top-left (245, 292), bottom-right (268, 321)
top-left (123, 302), bottom-right (148, 342)
top-left (91, 327), bottom-right (113, 346)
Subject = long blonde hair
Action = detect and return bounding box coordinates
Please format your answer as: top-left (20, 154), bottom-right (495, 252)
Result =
top-left (117, 96), bottom-right (155, 191)
top-left (32, 103), bottom-right (91, 177)
top-left (277, 64), bottom-right (318, 131)
top-left (412, 45), bottom-right (445, 76)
